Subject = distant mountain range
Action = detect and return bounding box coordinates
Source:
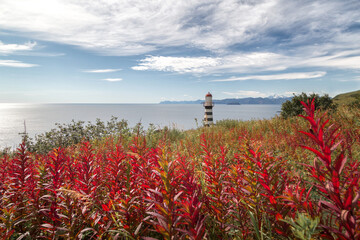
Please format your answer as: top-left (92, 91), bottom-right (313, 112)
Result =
top-left (160, 90), bottom-right (360, 105)
top-left (160, 96), bottom-right (293, 105)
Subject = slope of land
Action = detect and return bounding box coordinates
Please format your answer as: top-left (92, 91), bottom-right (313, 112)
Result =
top-left (333, 89), bottom-right (360, 105)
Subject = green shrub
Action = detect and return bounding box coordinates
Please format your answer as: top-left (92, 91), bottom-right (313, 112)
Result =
top-left (27, 117), bottom-right (132, 154)
top-left (280, 92), bottom-right (336, 118)
top-left (347, 95), bottom-right (360, 109)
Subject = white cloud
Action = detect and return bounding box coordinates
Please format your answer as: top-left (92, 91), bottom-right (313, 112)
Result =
top-left (133, 48), bottom-right (360, 74)
top-left (102, 78), bottom-right (123, 82)
top-left (300, 52), bottom-right (360, 70)
top-left (132, 56), bottom-right (221, 73)
top-left (0, 0), bottom-right (359, 76)
top-left (223, 90), bottom-right (267, 98)
top-left (0, 59), bottom-right (38, 67)
top-left (84, 69), bottom-right (122, 73)
top-left (132, 53), bottom-right (290, 73)
top-left (219, 52), bottom-right (290, 72)
top-left (28, 52), bottom-right (65, 57)
top-left (212, 71), bottom-right (326, 82)
top-left (0, 41), bottom-right (37, 55)
top-left (0, 0), bottom-right (358, 58)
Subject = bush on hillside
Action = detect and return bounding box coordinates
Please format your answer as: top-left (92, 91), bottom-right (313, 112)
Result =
top-left (348, 95), bottom-right (360, 109)
top-left (281, 92), bottom-right (336, 118)
top-left (25, 117), bottom-right (133, 154)
top-left (23, 117), bottom-right (185, 154)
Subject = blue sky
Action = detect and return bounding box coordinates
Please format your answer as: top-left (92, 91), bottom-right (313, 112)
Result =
top-left (0, 0), bottom-right (359, 103)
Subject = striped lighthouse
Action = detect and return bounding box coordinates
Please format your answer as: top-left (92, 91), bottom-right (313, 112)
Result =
top-left (203, 92), bottom-right (214, 126)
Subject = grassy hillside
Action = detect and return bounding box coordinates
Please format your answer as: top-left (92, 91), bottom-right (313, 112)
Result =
top-left (333, 89), bottom-right (360, 105)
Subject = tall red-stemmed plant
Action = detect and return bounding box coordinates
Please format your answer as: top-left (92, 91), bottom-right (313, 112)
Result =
top-left (73, 142), bottom-right (101, 237)
top-left (200, 134), bottom-right (232, 238)
top-left (145, 145), bottom-right (184, 240)
top-left (245, 147), bottom-right (293, 237)
top-left (177, 155), bottom-right (207, 240)
top-left (6, 142), bottom-right (36, 236)
top-left (101, 144), bottom-right (147, 239)
top-left (104, 145), bottom-right (127, 200)
top-left (41, 147), bottom-right (67, 238)
top-left (0, 154), bottom-right (9, 196)
top-left (229, 146), bottom-right (252, 239)
top-left (75, 142), bottom-right (98, 197)
top-left (299, 99), bottom-right (359, 239)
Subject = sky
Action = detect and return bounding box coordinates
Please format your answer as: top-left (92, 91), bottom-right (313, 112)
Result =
top-left (0, 0), bottom-right (359, 103)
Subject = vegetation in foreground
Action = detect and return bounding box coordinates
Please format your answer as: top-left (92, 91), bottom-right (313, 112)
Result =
top-left (0, 100), bottom-right (359, 239)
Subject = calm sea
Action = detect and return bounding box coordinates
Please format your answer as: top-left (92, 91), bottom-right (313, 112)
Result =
top-left (0, 103), bottom-right (281, 148)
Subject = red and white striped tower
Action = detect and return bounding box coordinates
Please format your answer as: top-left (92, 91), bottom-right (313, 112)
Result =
top-left (203, 92), bottom-right (214, 126)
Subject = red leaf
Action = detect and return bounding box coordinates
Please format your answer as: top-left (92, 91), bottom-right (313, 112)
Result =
top-left (275, 213), bottom-right (283, 221)
top-left (300, 145), bottom-right (328, 165)
top-left (334, 153), bottom-right (347, 175)
top-left (319, 200), bottom-right (341, 213)
top-left (101, 204), bottom-right (109, 212)
top-left (344, 187), bottom-right (353, 209)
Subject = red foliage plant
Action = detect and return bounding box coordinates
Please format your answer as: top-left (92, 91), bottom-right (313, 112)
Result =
top-left (297, 99), bottom-right (359, 239)
top-left (0, 100), bottom-right (358, 239)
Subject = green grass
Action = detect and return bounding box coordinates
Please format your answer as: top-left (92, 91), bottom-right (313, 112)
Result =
top-left (333, 89), bottom-right (360, 105)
